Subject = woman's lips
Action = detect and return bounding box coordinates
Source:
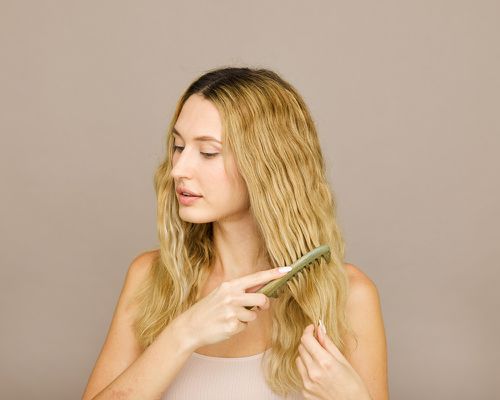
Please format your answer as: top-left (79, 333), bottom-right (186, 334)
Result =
top-left (177, 192), bottom-right (202, 205)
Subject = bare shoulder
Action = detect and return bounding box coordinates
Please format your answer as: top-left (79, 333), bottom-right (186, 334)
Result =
top-left (344, 262), bottom-right (379, 303)
top-left (120, 249), bottom-right (160, 311)
top-left (127, 248), bottom-right (160, 284)
top-left (108, 249), bottom-right (159, 320)
top-left (342, 261), bottom-right (384, 353)
top-left (81, 248), bottom-right (160, 400)
top-left (342, 263), bottom-right (388, 400)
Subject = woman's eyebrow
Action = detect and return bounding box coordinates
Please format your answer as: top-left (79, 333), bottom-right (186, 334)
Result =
top-left (172, 127), bottom-right (221, 144)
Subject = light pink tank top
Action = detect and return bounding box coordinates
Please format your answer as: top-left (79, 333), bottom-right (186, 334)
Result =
top-left (161, 348), bottom-right (304, 399)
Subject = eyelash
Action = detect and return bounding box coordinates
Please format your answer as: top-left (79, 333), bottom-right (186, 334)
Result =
top-left (173, 145), bottom-right (219, 159)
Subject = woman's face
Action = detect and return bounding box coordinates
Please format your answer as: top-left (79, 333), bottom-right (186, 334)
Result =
top-left (170, 94), bottom-right (250, 223)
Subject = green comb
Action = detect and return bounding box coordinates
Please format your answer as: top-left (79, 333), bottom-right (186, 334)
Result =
top-left (245, 244), bottom-right (331, 310)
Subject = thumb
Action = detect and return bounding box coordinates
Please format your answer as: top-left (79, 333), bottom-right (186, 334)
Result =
top-left (317, 321), bottom-right (347, 362)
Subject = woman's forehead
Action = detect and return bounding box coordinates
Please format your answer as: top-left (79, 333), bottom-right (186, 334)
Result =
top-left (175, 95), bottom-right (222, 142)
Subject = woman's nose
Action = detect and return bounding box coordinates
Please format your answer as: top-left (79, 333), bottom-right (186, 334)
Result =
top-left (170, 149), bottom-right (193, 180)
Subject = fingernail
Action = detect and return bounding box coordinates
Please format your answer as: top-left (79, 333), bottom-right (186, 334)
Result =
top-left (319, 319), bottom-right (327, 335)
top-left (278, 266), bottom-right (292, 273)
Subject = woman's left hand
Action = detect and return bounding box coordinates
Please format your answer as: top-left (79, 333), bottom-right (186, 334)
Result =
top-left (296, 322), bottom-right (372, 400)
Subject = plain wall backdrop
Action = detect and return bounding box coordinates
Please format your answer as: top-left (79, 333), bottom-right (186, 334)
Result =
top-left (1, 1), bottom-right (498, 399)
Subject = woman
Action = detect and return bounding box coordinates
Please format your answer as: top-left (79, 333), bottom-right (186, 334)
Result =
top-left (82, 67), bottom-right (388, 399)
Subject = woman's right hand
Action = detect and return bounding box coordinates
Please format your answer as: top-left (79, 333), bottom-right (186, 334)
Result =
top-left (174, 267), bottom-right (290, 349)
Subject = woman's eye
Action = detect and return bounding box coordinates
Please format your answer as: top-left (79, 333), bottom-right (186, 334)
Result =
top-left (173, 145), bottom-right (218, 159)
top-left (201, 152), bottom-right (219, 158)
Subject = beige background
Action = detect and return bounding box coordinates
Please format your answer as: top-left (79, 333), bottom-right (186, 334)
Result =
top-left (1, 1), bottom-right (498, 399)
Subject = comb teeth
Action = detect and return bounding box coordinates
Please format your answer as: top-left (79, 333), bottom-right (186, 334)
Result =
top-left (245, 244), bottom-right (331, 308)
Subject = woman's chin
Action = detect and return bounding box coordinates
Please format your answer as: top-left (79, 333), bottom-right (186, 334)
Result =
top-left (178, 211), bottom-right (215, 224)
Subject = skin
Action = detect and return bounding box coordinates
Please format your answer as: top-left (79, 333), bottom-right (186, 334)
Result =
top-left (170, 93), bottom-right (271, 280)
top-left (297, 273), bottom-right (389, 400)
top-left (297, 323), bottom-right (373, 400)
top-left (170, 93), bottom-right (388, 399)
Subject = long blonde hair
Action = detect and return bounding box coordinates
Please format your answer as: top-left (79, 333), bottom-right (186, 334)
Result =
top-left (133, 66), bottom-right (356, 396)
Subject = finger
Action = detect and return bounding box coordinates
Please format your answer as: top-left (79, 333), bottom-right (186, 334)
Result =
top-left (246, 283), bottom-right (266, 293)
top-left (234, 292), bottom-right (269, 309)
top-left (298, 342), bottom-right (316, 375)
top-left (233, 319), bottom-right (249, 335)
top-left (255, 295), bottom-right (270, 311)
top-left (315, 323), bottom-right (326, 347)
top-left (235, 307), bottom-right (258, 323)
top-left (313, 322), bottom-right (347, 363)
top-left (301, 324), bottom-right (334, 365)
top-left (317, 326), bottom-right (348, 362)
top-left (295, 355), bottom-right (312, 389)
top-left (233, 267), bottom-right (290, 291)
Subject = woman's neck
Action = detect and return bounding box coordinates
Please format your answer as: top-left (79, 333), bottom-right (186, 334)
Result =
top-left (211, 215), bottom-right (270, 280)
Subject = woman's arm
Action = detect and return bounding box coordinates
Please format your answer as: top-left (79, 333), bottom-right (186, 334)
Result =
top-left (82, 251), bottom-right (198, 400)
top-left (344, 263), bottom-right (389, 400)
top-left (89, 319), bottom-right (195, 400)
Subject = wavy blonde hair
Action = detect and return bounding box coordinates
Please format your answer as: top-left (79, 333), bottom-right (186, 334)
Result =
top-left (132, 66), bottom-right (356, 397)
